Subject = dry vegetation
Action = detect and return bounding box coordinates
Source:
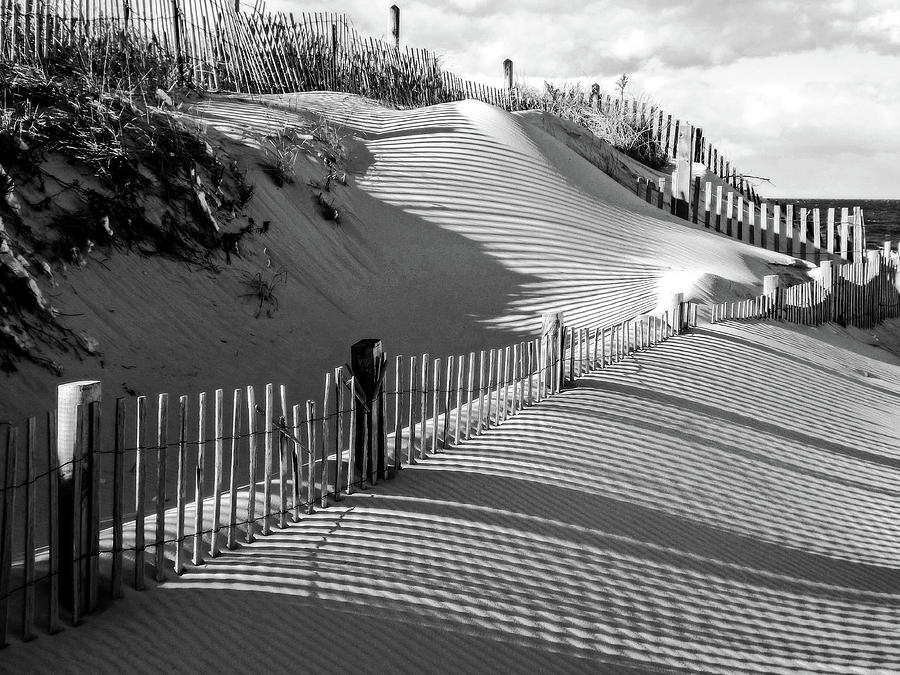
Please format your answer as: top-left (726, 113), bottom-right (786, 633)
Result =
top-left (0, 52), bottom-right (256, 373)
top-left (516, 81), bottom-right (669, 170)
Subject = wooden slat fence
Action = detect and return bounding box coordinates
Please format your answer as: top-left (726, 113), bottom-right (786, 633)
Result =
top-left (561, 303), bottom-right (698, 385)
top-left (0, 1), bottom-right (513, 107)
top-left (710, 246), bottom-right (900, 329)
top-left (587, 94), bottom-right (755, 202)
top-left (0, 299), bottom-right (700, 646)
top-left (636, 174), bottom-right (868, 264)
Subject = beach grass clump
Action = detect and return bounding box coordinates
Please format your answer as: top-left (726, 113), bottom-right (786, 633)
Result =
top-left (240, 266), bottom-right (287, 318)
top-left (261, 125), bottom-right (306, 186)
top-left (0, 60), bottom-right (253, 262)
top-left (0, 60), bottom-right (256, 372)
top-left (516, 81), bottom-right (669, 171)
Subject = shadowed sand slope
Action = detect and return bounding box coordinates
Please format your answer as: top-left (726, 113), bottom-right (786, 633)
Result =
top-left (5, 322), bottom-right (900, 673)
top-left (3, 93), bottom-right (798, 422)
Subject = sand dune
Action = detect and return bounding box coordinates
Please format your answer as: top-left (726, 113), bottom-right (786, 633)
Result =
top-left (3, 93), bottom-right (896, 673)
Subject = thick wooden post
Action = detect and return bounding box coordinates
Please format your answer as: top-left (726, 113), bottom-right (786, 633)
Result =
top-left (667, 293), bottom-right (684, 334)
top-left (813, 208), bottom-right (822, 263)
top-left (390, 4), bottom-right (399, 48)
top-left (714, 185), bottom-right (723, 232)
top-left (703, 181), bottom-right (712, 228)
top-left (351, 339), bottom-right (386, 483)
top-left (691, 177), bottom-right (701, 223)
top-left (56, 380), bottom-right (101, 613)
top-left (853, 207), bottom-right (865, 262)
top-left (763, 274), bottom-right (781, 319)
top-left (725, 191), bottom-right (734, 236)
top-left (171, 0), bottom-right (184, 84)
top-left (747, 200), bottom-right (755, 245)
top-left (503, 58), bottom-right (513, 90)
top-left (785, 204), bottom-right (795, 256)
top-left (673, 122), bottom-right (693, 219)
top-left (541, 312), bottom-right (564, 393)
top-left (773, 204), bottom-right (782, 253)
top-left (799, 207), bottom-right (808, 260)
top-left (840, 207), bottom-right (850, 260)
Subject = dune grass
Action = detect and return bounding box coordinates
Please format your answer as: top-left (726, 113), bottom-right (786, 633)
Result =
top-left (0, 58), bottom-right (257, 372)
top-left (516, 81), bottom-right (669, 171)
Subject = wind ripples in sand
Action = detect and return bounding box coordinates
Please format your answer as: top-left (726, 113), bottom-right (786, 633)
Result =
top-left (189, 93), bottom-right (784, 333)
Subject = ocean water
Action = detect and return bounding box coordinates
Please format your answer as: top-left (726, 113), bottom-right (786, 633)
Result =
top-left (784, 199), bottom-right (900, 245)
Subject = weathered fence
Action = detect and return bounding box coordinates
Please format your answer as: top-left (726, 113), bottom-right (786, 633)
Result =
top-left (584, 94), bottom-right (755, 203)
top-left (0, 299), bottom-right (698, 646)
top-left (710, 247), bottom-right (900, 329)
top-left (0, 0), bottom-right (755, 203)
top-left (636, 172), bottom-right (868, 264)
top-left (0, 1), bottom-right (515, 107)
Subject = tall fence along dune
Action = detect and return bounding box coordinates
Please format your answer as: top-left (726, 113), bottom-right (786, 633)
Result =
top-left (1, 0), bottom-right (779, 211)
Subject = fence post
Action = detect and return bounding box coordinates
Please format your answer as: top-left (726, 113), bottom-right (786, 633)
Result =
top-left (351, 339), bottom-right (386, 483)
top-left (503, 58), bottom-right (513, 90)
top-left (666, 294), bottom-right (684, 334)
top-left (819, 260), bottom-right (834, 323)
top-left (773, 204), bottom-right (782, 253)
top-left (763, 275), bottom-right (781, 319)
top-left (840, 207), bottom-right (850, 260)
top-left (853, 207), bottom-right (865, 262)
top-left (785, 204), bottom-right (795, 256)
top-left (171, 0), bottom-right (184, 85)
top-left (56, 380), bottom-right (101, 614)
top-left (390, 4), bottom-right (400, 48)
top-left (673, 123), bottom-right (693, 219)
top-left (541, 312), bottom-right (564, 394)
top-left (331, 22), bottom-right (338, 89)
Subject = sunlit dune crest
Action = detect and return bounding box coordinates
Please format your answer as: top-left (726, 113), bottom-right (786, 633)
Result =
top-left (190, 92), bottom-right (795, 332)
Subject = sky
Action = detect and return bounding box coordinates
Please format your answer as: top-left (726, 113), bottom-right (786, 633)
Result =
top-left (274, 1), bottom-right (900, 199)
